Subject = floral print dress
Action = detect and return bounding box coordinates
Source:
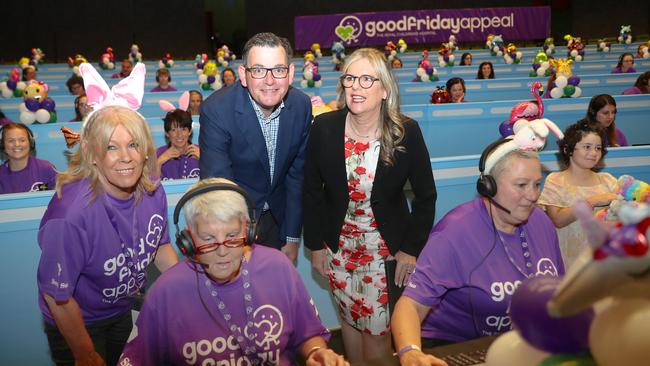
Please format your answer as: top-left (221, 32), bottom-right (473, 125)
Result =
top-left (327, 136), bottom-right (391, 335)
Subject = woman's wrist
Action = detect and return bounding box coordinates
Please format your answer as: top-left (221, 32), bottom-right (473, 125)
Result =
top-left (397, 344), bottom-right (421, 358)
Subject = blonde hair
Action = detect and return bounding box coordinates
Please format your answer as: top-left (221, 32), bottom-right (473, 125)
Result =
top-left (336, 48), bottom-right (406, 166)
top-left (183, 178), bottom-right (250, 231)
top-left (55, 106), bottom-right (158, 201)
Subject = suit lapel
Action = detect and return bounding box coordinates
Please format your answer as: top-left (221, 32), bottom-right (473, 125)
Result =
top-left (332, 110), bottom-right (350, 197)
top-left (235, 85), bottom-right (271, 181)
top-left (273, 103), bottom-right (292, 187)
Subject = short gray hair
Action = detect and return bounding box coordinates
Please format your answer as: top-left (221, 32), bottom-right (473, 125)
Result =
top-left (490, 149), bottom-right (540, 179)
top-left (242, 32), bottom-right (292, 65)
top-left (183, 178), bottom-right (250, 231)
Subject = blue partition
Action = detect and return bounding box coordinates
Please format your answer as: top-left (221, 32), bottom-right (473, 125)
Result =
top-left (2, 146), bottom-right (650, 365)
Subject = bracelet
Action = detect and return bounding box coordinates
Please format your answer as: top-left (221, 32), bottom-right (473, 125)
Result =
top-left (306, 346), bottom-right (323, 361)
top-left (397, 344), bottom-right (421, 358)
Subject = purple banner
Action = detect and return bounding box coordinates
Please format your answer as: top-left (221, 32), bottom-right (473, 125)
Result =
top-left (294, 6), bottom-right (550, 50)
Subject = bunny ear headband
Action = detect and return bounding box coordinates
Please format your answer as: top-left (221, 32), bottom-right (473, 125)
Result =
top-left (158, 91), bottom-right (190, 113)
top-left (79, 62), bottom-right (146, 111)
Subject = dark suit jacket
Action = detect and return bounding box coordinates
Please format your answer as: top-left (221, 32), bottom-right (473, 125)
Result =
top-left (303, 108), bottom-right (436, 257)
top-left (199, 83), bottom-right (312, 241)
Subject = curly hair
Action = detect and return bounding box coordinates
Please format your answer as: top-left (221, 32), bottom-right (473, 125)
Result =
top-left (557, 119), bottom-right (608, 168)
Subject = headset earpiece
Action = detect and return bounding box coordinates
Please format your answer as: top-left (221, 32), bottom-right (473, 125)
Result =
top-left (476, 138), bottom-right (510, 198)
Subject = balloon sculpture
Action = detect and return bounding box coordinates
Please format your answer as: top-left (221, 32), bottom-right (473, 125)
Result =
top-left (384, 41), bottom-right (397, 62)
top-left (565, 35), bottom-right (585, 62)
top-left (197, 61), bottom-right (222, 91)
top-left (129, 44), bottom-right (142, 63)
top-left (19, 81), bottom-right (57, 124)
top-left (311, 43), bottom-right (322, 58)
top-left (99, 47), bottom-right (115, 70)
top-left (0, 68), bottom-right (27, 98)
top-left (447, 35), bottom-right (459, 51)
top-left (486, 34), bottom-right (505, 56)
top-left (158, 52), bottom-right (174, 69)
top-left (331, 42), bottom-right (346, 71)
top-left (397, 38), bottom-right (408, 53)
top-left (437, 43), bottom-right (455, 67)
top-left (430, 86), bottom-right (450, 104)
top-left (503, 43), bottom-right (523, 64)
top-left (300, 51), bottom-right (322, 88)
top-left (216, 45), bottom-right (236, 67)
top-left (67, 54), bottom-right (88, 76)
top-left (548, 58), bottom-right (582, 98)
top-left (529, 51), bottom-right (553, 78)
top-left (543, 37), bottom-right (555, 56)
top-left (597, 39), bottom-right (612, 53)
top-left (414, 51), bottom-right (439, 82)
top-left (618, 25), bottom-right (632, 44)
top-left (194, 53), bottom-right (209, 72)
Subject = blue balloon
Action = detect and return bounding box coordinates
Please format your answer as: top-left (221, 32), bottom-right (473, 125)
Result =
top-left (425, 66), bottom-right (433, 75)
top-left (207, 75), bottom-right (216, 84)
top-left (6, 80), bottom-right (17, 90)
top-left (197, 62), bottom-right (204, 70)
top-left (499, 120), bottom-right (514, 137)
top-left (443, 56), bottom-right (449, 62)
top-left (41, 98), bottom-right (56, 112)
top-left (25, 98), bottom-right (40, 112)
top-left (568, 76), bottom-right (581, 86)
top-left (532, 63), bottom-right (540, 71)
top-left (313, 73), bottom-right (322, 81)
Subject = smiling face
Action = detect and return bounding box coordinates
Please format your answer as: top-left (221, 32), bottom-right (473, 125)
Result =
top-left (238, 46), bottom-right (294, 117)
top-left (595, 104), bottom-right (616, 128)
top-left (3, 127), bottom-right (31, 163)
top-left (93, 124), bottom-right (145, 199)
top-left (194, 215), bottom-right (246, 283)
top-left (449, 83), bottom-right (465, 102)
top-left (189, 93), bottom-right (202, 115)
top-left (621, 54), bottom-right (634, 71)
top-left (343, 58), bottom-right (387, 119)
top-left (570, 132), bottom-right (603, 170)
top-left (166, 123), bottom-right (191, 150)
top-left (481, 63), bottom-right (492, 78)
top-left (222, 69), bottom-right (236, 86)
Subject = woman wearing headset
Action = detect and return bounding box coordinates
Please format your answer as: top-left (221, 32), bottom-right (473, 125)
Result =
top-left (0, 122), bottom-right (56, 194)
top-left (611, 52), bottom-right (636, 73)
top-left (119, 178), bottom-right (348, 366)
top-left (151, 68), bottom-right (177, 92)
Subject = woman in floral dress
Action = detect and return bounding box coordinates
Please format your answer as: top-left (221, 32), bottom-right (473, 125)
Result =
top-left (303, 48), bottom-right (436, 362)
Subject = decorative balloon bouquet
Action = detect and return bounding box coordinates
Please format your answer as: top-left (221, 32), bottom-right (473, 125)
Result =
top-left (129, 44), bottom-right (142, 63)
top-left (384, 41), bottom-right (398, 62)
top-left (18, 48), bottom-right (44, 71)
top-left (300, 51), bottom-right (322, 88)
top-left (311, 43), bottom-right (322, 58)
top-left (437, 43), bottom-right (455, 67)
top-left (67, 54), bottom-right (88, 76)
top-left (158, 52), bottom-right (174, 69)
top-left (216, 45), bottom-right (236, 68)
top-left (486, 34), bottom-right (506, 56)
top-left (414, 51), bottom-right (439, 82)
top-left (597, 39), bottom-right (612, 53)
top-left (99, 47), bottom-right (115, 70)
top-left (618, 25), bottom-right (632, 44)
top-left (430, 86), bottom-right (450, 104)
top-left (397, 38), bottom-right (408, 53)
top-left (543, 37), bottom-right (556, 56)
top-left (529, 51), bottom-right (553, 78)
top-left (0, 68), bottom-right (27, 98)
top-left (503, 43), bottom-right (523, 64)
top-left (565, 35), bottom-right (585, 62)
top-left (547, 59), bottom-right (582, 99)
top-left (19, 81), bottom-right (57, 124)
top-left (447, 35), bottom-right (459, 51)
top-left (331, 42), bottom-right (346, 71)
top-left (196, 61), bottom-right (222, 91)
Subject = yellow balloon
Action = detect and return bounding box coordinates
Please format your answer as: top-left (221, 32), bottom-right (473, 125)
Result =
top-left (203, 62), bottom-right (218, 77)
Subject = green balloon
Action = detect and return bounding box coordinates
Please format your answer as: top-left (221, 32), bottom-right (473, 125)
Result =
top-left (48, 111), bottom-right (57, 124)
top-left (13, 89), bottom-right (22, 98)
top-left (564, 85), bottom-right (576, 96)
top-left (429, 74), bottom-right (439, 82)
top-left (201, 83), bottom-right (211, 91)
top-left (307, 80), bottom-right (315, 88)
top-left (448, 61), bottom-right (455, 67)
top-left (529, 71), bottom-right (537, 77)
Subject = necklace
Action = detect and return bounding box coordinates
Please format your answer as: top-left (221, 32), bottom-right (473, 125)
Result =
top-left (497, 226), bottom-right (534, 278)
top-left (348, 117), bottom-right (379, 139)
top-left (203, 256), bottom-right (260, 364)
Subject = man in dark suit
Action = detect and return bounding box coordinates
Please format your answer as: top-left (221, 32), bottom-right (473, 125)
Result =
top-left (199, 32), bottom-right (312, 263)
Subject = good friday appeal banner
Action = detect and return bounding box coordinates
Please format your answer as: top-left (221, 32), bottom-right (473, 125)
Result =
top-left (294, 6), bottom-right (550, 49)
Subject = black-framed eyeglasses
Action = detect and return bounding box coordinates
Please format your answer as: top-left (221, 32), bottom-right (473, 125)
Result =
top-left (340, 74), bottom-right (381, 89)
top-left (245, 66), bottom-right (290, 79)
top-left (196, 237), bottom-right (246, 254)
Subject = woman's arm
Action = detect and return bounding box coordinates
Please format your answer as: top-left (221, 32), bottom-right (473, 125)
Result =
top-left (299, 336), bottom-right (348, 366)
top-left (43, 294), bottom-right (105, 366)
top-left (392, 297), bottom-right (447, 366)
top-left (154, 243), bottom-right (179, 272)
top-left (545, 192), bottom-right (618, 228)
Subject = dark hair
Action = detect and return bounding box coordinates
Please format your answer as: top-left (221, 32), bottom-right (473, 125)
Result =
top-left (66, 75), bottom-right (84, 93)
top-left (22, 66), bottom-right (35, 81)
top-left (586, 94), bottom-right (618, 146)
top-left (242, 32), bottom-right (292, 65)
top-left (476, 61), bottom-right (494, 79)
top-left (633, 71), bottom-right (650, 90)
top-left (163, 109), bottom-right (193, 146)
top-left (221, 67), bottom-right (236, 82)
top-left (73, 94), bottom-right (87, 122)
top-left (616, 52), bottom-right (634, 69)
top-left (557, 120), bottom-right (608, 167)
top-left (460, 53), bottom-right (472, 66)
top-left (446, 77), bottom-right (466, 94)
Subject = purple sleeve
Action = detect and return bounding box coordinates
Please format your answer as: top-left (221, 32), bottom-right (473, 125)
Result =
top-left (158, 190), bottom-right (171, 245)
top-left (37, 219), bottom-right (88, 302)
top-left (119, 295), bottom-right (166, 366)
top-left (611, 68), bottom-right (622, 74)
top-left (616, 127), bottom-right (629, 147)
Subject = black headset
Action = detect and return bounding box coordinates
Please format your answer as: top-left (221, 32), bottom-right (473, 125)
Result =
top-left (476, 138), bottom-right (510, 198)
top-left (155, 69), bottom-right (171, 83)
top-left (0, 124), bottom-right (36, 152)
top-left (173, 183), bottom-right (257, 257)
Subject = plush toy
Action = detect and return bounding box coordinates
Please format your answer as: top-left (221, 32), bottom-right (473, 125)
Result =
top-left (31, 48), bottom-right (45, 66)
top-left (331, 42), bottom-right (346, 71)
top-left (311, 43), bottom-right (322, 58)
top-left (18, 57), bottom-right (31, 70)
top-left (529, 51), bottom-right (553, 77)
top-left (311, 96), bottom-right (334, 117)
top-left (548, 58), bottom-right (582, 98)
top-left (437, 43), bottom-right (455, 67)
top-left (503, 43), bottom-right (523, 64)
top-left (197, 61), bottom-right (222, 91)
top-left (543, 37), bottom-right (556, 55)
top-left (447, 35), bottom-right (459, 51)
top-left (618, 25), bottom-right (632, 44)
top-left (397, 39), bottom-right (407, 53)
top-left (0, 68), bottom-right (27, 98)
top-left (99, 47), bottom-right (115, 70)
top-left (300, 51), bottom-right (322, 88)
top-left (430, 86), bottom-right (450, 104)
top-left (596, 175), bottom-right (650, 221)
top-left (67, 54), bottom-right (88, 76)
top-left (486, 34), bottom-right (505, 56)
top-left (564, 35), bottom-right (585, 62)
top-left (216, 45), bottom-right (236, 67)
top-left (19, 81), bottom-right (56, 124)
top-left (597, 39), bottom-right (611, 53)
top-left (384, 41), bottom-right (397, 61)
top-left (129, 44), bottom-right (142, 63)
top-left (158, 52), bottom-right (174, 69)
top-left (414, 51), bottom-right (439, 82)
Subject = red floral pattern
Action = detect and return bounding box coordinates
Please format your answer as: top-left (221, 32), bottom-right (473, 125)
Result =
top-left (327, 136), bottom-right (391, 335)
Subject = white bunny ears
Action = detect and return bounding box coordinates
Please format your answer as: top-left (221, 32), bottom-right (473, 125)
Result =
top-left (158, 91), bottom-right (189, 112)
top-left (79, 62), bottom-right (146, 111)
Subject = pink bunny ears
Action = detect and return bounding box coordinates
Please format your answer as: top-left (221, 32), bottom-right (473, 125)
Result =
top-left (158, 91), bottom-right (189, 112)
top-left (79, 62), bottom-right (146, 111)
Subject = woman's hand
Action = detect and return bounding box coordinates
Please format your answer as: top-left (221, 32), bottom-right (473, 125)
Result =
top-left (310, 248), bottom-right (328, 277)
top-left (399, 349), bottom-right (448, 366)
top-left (157, 147), bottom-right (182, 165)
top-left (587, 192), bottom-right (619, 207)
top-left (307, 348), bottom-right (349, 366)
top-left (394, 251), bottom-right (417, 287)
top-left (186, 144), bottom-right (200, 159)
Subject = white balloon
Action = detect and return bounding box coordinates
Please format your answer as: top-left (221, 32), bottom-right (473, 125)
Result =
top-left (505, 58), bottom-right (513, 65)
top-left (497, 51), bottom-right (503, 56)
top-left (555, 75), bottom-right (568, 88)
top-left (0, 81), bottom-right (6, 89)
top-left (108, 62), bottom-right (115, 69)
top-left (416, 68), bottom-right (426, 77)
top-left (211, 80), bottom-right (222, 91)
top-left (300, 80), bottom-right (308, 88)
top-left (626, 38), bottom-right (631, 44)
top-left (2, 88), bottom-right (13, 98)
top-left (550, 87), bottom-right (564, 99)
top-left (573, 86), bottom-right (582, 98)
top-left (16, 81), bottom-right (26, 91)
top-left (570, 50), bottom-right (578, 57)
top-left (449, 55), bottom-right (455, 62)
top-left (303, 70), bottom-right (313, 80)
top-left (35, 109), bottom-right (51, 123)
top-left (314, 80), bottom-right (323, 88)
top-left (19, 102), bottom-right (28, 113)
top-left (196, 69), bottom-right (204, 75)
top-left (439, 61), bottom-right (446, 67)
top-left (420, 75), bottom-right (428, 82)
top-left (158, 61), bottom-right (165, 69)
top-left (516, 51), bottom-right (523, 59)
top-left (72, 66), bottom-right (80, 76)
top-left (198, 74), bottom-right (208, 84)
top-left (493, 46), bottom-right (499, 52)
top-left (576, 55), bottom-right (583, 62)
top-left (20, 111), bottom-right (36, 125)
top-left (541, 61), bottom-right (550, 69)
top-left (545, 49), bottom-right (552, 55)
top-left (168, 60), bottom-right (174, 67)
top-left (222, 60), bottom-right (229, 67)
top-left (604, 47), bottom-right (610, 52)
top-left (485, 331), bottom-right (550, 366)
top-left (536, 67), bottom-right (546, 77)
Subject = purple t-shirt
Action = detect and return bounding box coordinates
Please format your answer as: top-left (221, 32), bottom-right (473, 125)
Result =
top-left (119, 245), bottom-right (330, 366)
top-left (611, 66), bottom-right (636, 74)
top-left (622, 86), bottom-right (642, 95)
top-left (602, 127), bottom-right (629, 147)
top-left (156, 145), bottom-right (200, 180)
top-left (0, 156), bottom-right (56, 194)
top-left (37, 178), bottom-right (171, 324)
top-left (150, 86), bottom-right (177, 92)
top-left (403, 197), bottom-right (564, 342)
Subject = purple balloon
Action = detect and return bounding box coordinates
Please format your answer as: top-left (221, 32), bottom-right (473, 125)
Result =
top-left (443, 56), bottom-right (449, 62)
top-left (207, 75), bottom-right (216, 84)
top-left (41, 98), bottom-right (56, 112)
top-left (25, 98), bottom-right (40, 112)
top-left (425, 66), bottom-right (433, 75)
top-left (6, 80), bottom-right (17, 90)
top-left (532, 63), bottom-right (540, 71)
top-left (510, 276), bottom-right (594, 354)
top-left (568, 76), bottom-right (581, 86)
top-left (313, 73), bottom-right (322, 81)
top-left (499, 120), bottom-right (514, 137)
top-left (197, 62), bottom-right (204, 69)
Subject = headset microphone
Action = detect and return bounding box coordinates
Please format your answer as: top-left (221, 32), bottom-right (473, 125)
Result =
top-left (488, 198), bottom-right (511, 214)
